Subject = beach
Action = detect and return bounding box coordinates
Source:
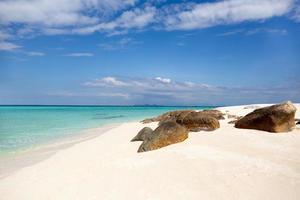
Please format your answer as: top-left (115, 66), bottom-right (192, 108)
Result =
top-left (0, 104), bottom-right (300, 200)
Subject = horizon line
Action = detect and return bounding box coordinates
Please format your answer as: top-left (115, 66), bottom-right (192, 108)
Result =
top-left (0, 104), bottom-right (220, 107)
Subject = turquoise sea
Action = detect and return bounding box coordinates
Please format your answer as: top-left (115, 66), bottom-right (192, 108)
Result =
top-left (0, 106), bottom-right (213, 153)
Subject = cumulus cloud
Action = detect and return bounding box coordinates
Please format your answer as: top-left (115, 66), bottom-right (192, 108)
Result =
top-left (0, 0), bottom-right (137, 26)
top-left (74, 76), bottom-right (225, 104)
top-left (84, 76), bottom-right (216, 91)
top-left (72, 6), bottom-right (156, 35)
top-left (0, 0), bottom-right (298, 42)
top-left (0, 30), bottom-right (12, 40)
top-left (84, 77), bottom-right (129, 87)
top-left (0, 0), bottom-right (299, 53)
top-left (163, 0), bottom-right (294, 30)
top-left (54, 75), bottom-right (300, 105)
top-left (155, 77), bottom-right (171, 84)
top-left (291, 1), bottom-right (300, 22)
top-left (0, 41), bottom-right (21, 51)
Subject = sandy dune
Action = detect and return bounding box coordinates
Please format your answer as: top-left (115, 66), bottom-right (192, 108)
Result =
top-left (0, 104), bottom-right (300, 200)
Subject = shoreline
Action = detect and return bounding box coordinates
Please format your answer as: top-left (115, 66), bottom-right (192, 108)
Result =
top-left (1, 103), bottom-right (300, 199)
top-left (0, 123), bottom-right (120, 178)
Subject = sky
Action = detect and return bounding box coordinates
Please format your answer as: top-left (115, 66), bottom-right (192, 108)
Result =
top-left (0, 0), bottom-right (300, 106)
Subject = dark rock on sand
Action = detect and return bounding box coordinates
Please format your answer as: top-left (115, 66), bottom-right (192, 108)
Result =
top-left (200, 110), bottom-right (225, 120)
top-left (131, 127), bottom-right (153, 142)
top-left (235, 101), bottom-right (297, 133)
top-left (176, 111), bottom-right (220, 132)
top-left (141, 110), bottom-right (193, 124)
top-left (141, 109), bottom-right (224, 124)
top-left (138, 121), bottom-right (188, 153)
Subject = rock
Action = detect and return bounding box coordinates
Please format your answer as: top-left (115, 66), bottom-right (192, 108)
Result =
top-left (199, 110), bottom-right (225, 120)
top-left (141, 118), bottom-right (156, 124)
top-left (131, 127), bottom-right (153, 142)
top-left (235, 101), bottom-right (297, 133)
top-left (176, 112), bottom-right (220, 131)
top-left (141, 110), bottom-right (194, 124)
top-left (138, 121), bottom-right (188, 153)
top-left (157, 110), bottom-right (194, 125)
top-left (141, 109), bottom-right (224, 124)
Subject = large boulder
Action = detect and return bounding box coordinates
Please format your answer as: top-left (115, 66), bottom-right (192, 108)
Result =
top-left (141, 110), bottom-right (193, 124)
top-left (131, 127), bottom-right (153, 142)
top-left (158, 110), bottom-right (194, 125)
top-left (176, 111), bottom-right (220, 131)
top-left (138, 121), bottom-right (188, 153)
top-left (199, 110), bottom-right (225, 120)
top-left (141, 109), bottom-right (224, 124)
top-left (235, 101), bottom-right (297, 133)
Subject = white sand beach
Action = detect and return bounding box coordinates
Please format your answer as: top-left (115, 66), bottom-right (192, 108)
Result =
top-left (1, 104), bottom-right (300, 200)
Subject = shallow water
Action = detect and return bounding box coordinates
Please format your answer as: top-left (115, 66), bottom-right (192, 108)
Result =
top-left (0, 106), bottom-right (213, 153)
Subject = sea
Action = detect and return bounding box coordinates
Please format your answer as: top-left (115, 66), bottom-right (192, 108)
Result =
top-left (0, 105), bottom-right (214, 153)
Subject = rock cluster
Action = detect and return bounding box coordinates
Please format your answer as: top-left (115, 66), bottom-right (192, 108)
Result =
top-left (142, 109), bottom-right (224, 124)
top-left (134, 109), bottom-right (224, 152)
top-left (132, 102), bottom-right (297, 153)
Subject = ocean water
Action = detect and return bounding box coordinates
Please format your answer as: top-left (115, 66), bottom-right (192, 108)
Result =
top-left (0, 106), bottom-right (213, 153)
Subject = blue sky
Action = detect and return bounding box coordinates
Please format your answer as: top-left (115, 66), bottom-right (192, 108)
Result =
top-left (0, 0), bottom-right (300, 105)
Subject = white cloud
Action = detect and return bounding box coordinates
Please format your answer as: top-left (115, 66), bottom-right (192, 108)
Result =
top-left (184, 81), bottom-right (195, 87)
top-left (163, 0), bottom-right (294, 30)
top-left (116, 6), bottom-right (156, 29)
top-left (291, 1), bottom-right (300, 22)
top-left (0, 30), bottom-right (12, 40)
top-left (0, 0), bottom-right (137, 27)
top-left (43, 76), bottom-right (300, 105)
top-left (72, 6), bottom-right (156, 35)
top-left (155, 77), bottom-right (171, 84)
top-left (0, 0), bottom-right (298, 50)
top-left (85, 76), bottom-right (129, 87)
top-left (0, 41), bottom-right (21, 51)
top-left (245, 28), bottom-right (287, 35)
top-left (216, 29), bottom-right (245, 36)
top-left (84, 76), bottom-right (214, 92)
top-left (217, 28), bottom-right (287, 36)
top-left (82, 76), bottom-right (299, 105)
top-left (65, 52), bottom-right (94, 57)
top-left (102, 77), bottom-right (129, 86)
